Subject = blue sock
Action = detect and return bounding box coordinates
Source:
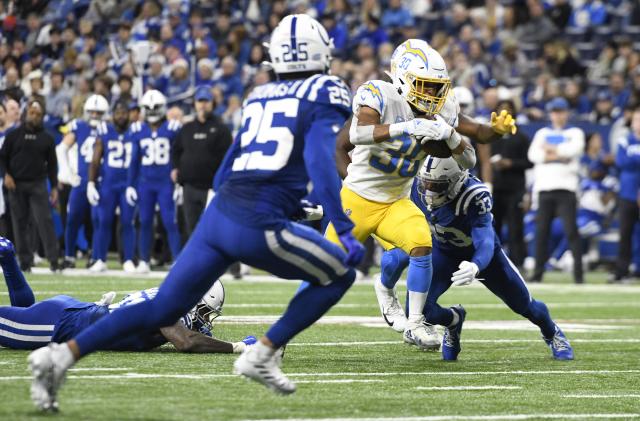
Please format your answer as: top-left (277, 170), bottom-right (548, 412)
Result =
top-left (523, 299), bottom-right (556, 339)
top-left (267, 271), bottom-right (356, 347)
top-left (406, 254), bottom-right (432, 293)
top-left (380, 248), bottom-right (410, 289)
top-left (1, 255), bottom-right (35, 307)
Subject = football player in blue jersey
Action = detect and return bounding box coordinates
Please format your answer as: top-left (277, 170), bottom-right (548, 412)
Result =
top-left (86, 100), bottom-right (137, 273)
top-left (27, 14), bottom-right (364, 408)
top-left (125, 90), bottom-right (183, 273)
top-left (378, 157), bottom-right (574, 361)
top-left (0, 237), bottom-right (255, 357)
top-left (57, 95), bottom-right (110, 269)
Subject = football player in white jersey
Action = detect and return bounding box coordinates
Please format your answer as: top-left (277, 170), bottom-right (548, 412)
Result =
top-left (332, 40), bottom-right (517, 347)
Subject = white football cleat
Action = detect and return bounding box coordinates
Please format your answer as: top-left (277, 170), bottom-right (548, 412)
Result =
top-left (234, 345), bottom-right (296, 395)
top-left (404, 317), bottom-right (440, 351)
top-left (89, 259), bottom-right (107, 273)
top-left (28, 344), bottom-right (70, 412)
top-left (122, 260), bottom-right (136, 273)
top-left (136, 261), bottom-right (150, 274)
top-left (374, 279), bottom-right (407, 333)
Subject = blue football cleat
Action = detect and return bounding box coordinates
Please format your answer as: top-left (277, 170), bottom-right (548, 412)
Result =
top-left (442, 305), bottom-right (466, 361)
top-left (0, 237), bottom-right (15, 261)
top-left (545, 326), bottom-right (574, 360)
top-left (242, 336), bottom-right (257, 346)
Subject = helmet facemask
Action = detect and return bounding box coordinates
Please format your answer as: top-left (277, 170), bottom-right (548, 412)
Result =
top-left (417, 157), bottom-right (467, 209)
top-left (405, 73), bottom-right (450, 116)
top-left (143, 104), bottom-right (166, 124)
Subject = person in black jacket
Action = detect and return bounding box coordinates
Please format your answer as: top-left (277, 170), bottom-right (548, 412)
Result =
top-left (171, 86), bottom-right (232, 237)
top-left (0, 98), bottom-right (59, 271)
top-left (490, 100), bottom-right (532, 268)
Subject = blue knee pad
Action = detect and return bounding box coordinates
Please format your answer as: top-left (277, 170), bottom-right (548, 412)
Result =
top-left (380, 248), bottom-right (410, 289)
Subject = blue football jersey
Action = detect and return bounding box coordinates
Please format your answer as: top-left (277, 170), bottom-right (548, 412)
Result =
top-left (100, 123), bottom-right (132, 188)
top-left (411, 176), bottom-right (500, 260)
top-left (68, 119), bottom-right (108, 183)
top-left (128, 119), bottom-right (182, 183)
top-left (214, 74), bottom-right (352, 229)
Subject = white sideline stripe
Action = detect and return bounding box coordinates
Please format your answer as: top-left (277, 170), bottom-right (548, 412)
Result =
top-left (295, 380), bottom-right (384, 384)
top-left (288, 339), bottom-right (640, 347)
top-left (415, 386), bottom-right (522, 391)
top-left (563, 394), bottom-right (640, 399)
top-left (0, 317), bottom-right (54, 331)
top-left (246, 414), bottom-right (640, 421)
top-left (0, 329), bottom-right (51, 342)
top-left (69, 368), bottom-right (131, 372)
top-left (0, 369), bottom-right (638, 382)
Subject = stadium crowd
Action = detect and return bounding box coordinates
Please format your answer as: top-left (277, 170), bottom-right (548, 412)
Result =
top-left (0, 0), bottom-right (640, 282)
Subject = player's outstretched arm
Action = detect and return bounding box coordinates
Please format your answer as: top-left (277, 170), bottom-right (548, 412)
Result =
top-left (456, 112), bottom-right (517, 145)
top-left (160, 322), bottom-right (236, 353)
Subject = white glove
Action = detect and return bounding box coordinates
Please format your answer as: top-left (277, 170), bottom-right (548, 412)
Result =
top-left (125, 186), bottom-right (138, 206)
top-left (68, 173), bottom-right (81, 187)
top-left (391, 117), bottom-right (453, 143)
top-left (94, 291), bottom-right (116, 306)
top-left (451, 261), bottom-right (480, 287)
top-left (173, 185), bottom-right (183, 205)
top-left (206, 189), bottom-right (215, 206)
top-left (87, 181), bottom-right (100, 206)
top-left (301, 200), bottom-right (324, 221)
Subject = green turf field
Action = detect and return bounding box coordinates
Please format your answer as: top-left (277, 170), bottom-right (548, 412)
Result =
top-left (0, 271), bottom-right (638, 420)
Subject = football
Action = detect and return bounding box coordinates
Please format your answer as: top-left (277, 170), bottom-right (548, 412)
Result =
top-left (419, 137), bottom-right (452, 158)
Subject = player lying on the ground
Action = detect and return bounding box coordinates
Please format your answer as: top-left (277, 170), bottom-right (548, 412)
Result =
top-left (377, 157), bottom-right (574, 361)
top-left (26, 14), bottom-right (364, 410)
top-left (0, 237), bottom-right (255, 353)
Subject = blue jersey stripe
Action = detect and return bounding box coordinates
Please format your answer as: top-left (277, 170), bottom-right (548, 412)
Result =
top-left (290, 15), bottom-right (298, 61)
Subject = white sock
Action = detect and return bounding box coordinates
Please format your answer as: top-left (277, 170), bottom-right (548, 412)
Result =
top-left (53, 343), bottom-right (76, 370)
top-left (254, 341), bottom-right (276, 359)
top-left (448, 308), bottom-right (460, 328)
top-left (376, 279), bottom-right (394, 294)
top-left (407, 291), bottom-right (427, 323)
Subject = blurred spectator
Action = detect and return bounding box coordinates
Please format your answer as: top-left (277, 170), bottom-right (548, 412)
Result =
top-left (212, 56), bottom-right (243, 120)
top-left (590, 92), bottom-right (616, 124)
top-left (564, 79), bottom-right (591, 119)
top-left (381, 0), bottom-right (414, 41)
top-left (46, 67), bottom-right (71, 121)
top-left (611, 38), bottom-right (634, 75)
top-left (145, 54), bottom-right (168, 94)
top-left (611, 106), bottom-right (640, 282)
top-left (588, 41), bottom-right (617, 82)
top-left (547, 0), bottom-right (572, 29)
top-left (491, 100), bottom-right (532, 268)
top-left (528, 97), bottom-right (585, 284)
top-left (543, 41), bottom-right (585, 79)
top-left (353, 13), bottom-right (389, 50)
top-left (0, 99), bottom-right (59, 272)
top-left (514, 0), bottom-right (558, 44)
top-left (321, 12), bottom-right (348, 52)
top-left (197, 58), bottom-right (215, 88)
top-left (607, 72), bottom-right (632, 117)
top-left (568, 0), bottom-right (607, 29)
top-left (172, 86), bottom-right (232, 237)
top-left (166, 58), bottom-right (191, 106)
top-left (492, 38), bottom-right (529, 87)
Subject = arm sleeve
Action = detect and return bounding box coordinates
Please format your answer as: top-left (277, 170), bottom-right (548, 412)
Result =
top-left (465, 190), bottom-right (495, 271)
top-left (303, 103), bottom-right (354, 235)
top-left (47, 134), bottom-right (58, 186)
top-left (556, 128), bottom-right (585, 159)
top-left (527, 129), bottom-right (546, 164)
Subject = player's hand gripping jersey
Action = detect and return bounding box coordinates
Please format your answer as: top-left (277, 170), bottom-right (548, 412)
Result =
top-left (345, 80), bottom-right (459, 203)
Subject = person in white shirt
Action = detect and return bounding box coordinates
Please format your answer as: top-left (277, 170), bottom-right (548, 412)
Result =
top-left (527, 97), bottom-right (585, 283)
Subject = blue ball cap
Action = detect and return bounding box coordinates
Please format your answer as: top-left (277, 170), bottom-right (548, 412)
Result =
top-left (546, 97), bottom-right (569, 112)
top-left (194, 85), bottom-right (213, 101)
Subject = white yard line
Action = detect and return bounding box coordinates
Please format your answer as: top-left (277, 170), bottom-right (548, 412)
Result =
top-left (415, 386), bottom-right (522, 391)
top-left (69, 368), bottom-right (131, 372)
top-left (0, 369), bottom-right (638, 382)
top-left (563, 394), bottom-right (640, 399)
top-left (288, 338), bottom-right (640, 347)
top-left (295, 379), bottom-right (384, 384)
top-left (245, 414), bottom-right (640, 421)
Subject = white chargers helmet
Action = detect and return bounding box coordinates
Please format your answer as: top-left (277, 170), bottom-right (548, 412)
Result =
top-left (388, 39), bottom-right (451, 115)
top-left (453, 86), bottom-right (474, 116)
top-left (417, 157), bottom-right (468, 208)
top-left (189, 280), bottom-right (225, 331)
top-left (267, 14), bottom-right (333, 75)
top-left (140, 89), bottom-right (167, 124)
top-left (83, 94), bottom-right (109, 127)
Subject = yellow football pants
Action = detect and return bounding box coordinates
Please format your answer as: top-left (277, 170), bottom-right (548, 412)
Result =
top-left (325, 186), bottom-right (431, 253)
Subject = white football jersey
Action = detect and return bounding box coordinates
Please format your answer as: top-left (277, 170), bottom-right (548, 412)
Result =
top-left (345, 80), bottom-right (459, 203)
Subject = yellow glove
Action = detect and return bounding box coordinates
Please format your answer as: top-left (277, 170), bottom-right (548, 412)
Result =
top-left (490, 110), bottom-right (517, 135)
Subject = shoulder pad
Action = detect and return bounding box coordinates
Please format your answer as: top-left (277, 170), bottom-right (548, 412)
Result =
top-left (96, 121), bottom-right (109, 137)
top-left (167, 119), bottom-right (182, 132)
top-left (296, 74), bottom-right (351, 113)
top-left (129, 121), bottom-right (143, 134)
top-left (454, 181), bottom-right (492, 216)
top-left (353, 80), bottom-right (386, 116)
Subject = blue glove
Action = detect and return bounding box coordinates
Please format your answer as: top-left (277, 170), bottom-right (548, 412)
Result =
top-left (0, 237), bottom-right (15, 262)
top-left (338, 231), bottom-right (365, 267)
top-left (242, 335), bottom-right (257, 346)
